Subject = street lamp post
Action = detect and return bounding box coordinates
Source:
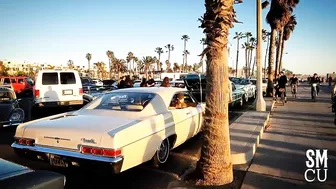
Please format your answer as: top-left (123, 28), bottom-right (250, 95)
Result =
top-left (256, 0), bottom-right (266, 111)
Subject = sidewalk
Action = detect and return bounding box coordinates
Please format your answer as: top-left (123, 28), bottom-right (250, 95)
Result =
top-left (241, 85), bottom-right (336, 189)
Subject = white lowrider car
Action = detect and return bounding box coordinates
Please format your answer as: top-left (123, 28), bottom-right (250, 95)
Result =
top-left (11, 87), bottom-right (204, 174)
top-left (232, 78), bottom-right (256, 102)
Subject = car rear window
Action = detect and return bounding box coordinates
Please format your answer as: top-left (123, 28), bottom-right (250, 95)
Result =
top-left (18, 78), bottom-right (24, 83)
top-left (42, 73), bottom-right (58, 85)
top-left (60, 72), bottom-right (76, 84)
top-left (85, 92), bottom-right (155, 112)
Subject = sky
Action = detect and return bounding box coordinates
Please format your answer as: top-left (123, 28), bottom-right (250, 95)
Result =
top-left (0, 0), bottom-right (335, 75)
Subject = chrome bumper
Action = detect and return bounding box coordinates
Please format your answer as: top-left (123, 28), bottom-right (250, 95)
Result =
top-left (1, 121), bottom-right (21, 128)
top-left (11, 143), bottom-right (123, 163)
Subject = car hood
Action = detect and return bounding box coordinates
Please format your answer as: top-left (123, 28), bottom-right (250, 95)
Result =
top-left (0, 103), bottom-right (13, 121)
top-left (20, 112), bottom-right (137, 149)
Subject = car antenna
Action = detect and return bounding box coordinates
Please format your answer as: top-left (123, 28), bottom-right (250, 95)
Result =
top-left (199, 73), bottom-right (203, 103)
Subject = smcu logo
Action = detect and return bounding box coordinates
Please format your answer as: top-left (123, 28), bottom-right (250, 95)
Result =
top-left (304, 149), bottom-right (328, 182)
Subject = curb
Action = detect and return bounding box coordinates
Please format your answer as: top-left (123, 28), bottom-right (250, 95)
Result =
top-left (230, 100), bottom-right (275, 165)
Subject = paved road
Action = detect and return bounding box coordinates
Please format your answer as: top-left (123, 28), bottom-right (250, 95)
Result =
top-left (242, 84), bottom-right (336, 189)
top-left (0, 98), bottom-right (255, 189)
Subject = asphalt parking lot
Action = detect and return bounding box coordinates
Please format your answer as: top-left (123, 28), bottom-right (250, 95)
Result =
top-left (0, 99), bottom-right (254, 189)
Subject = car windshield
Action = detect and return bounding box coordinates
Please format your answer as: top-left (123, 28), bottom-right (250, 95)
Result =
top-left (250, 80), bottom-right (257, 85)
top-left (85, 92), bottom-right (156, 112)
top-left (0, 91), bottom-right (15, 102)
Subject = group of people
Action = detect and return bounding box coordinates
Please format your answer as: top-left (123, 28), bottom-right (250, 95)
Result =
top-left (139, 76), bottom-right (171, 87)
top-left (274, 72), bottom-right (323, 101)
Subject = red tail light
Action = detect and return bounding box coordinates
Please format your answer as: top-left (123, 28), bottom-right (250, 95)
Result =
top-left (16, 138), bottom-right (35, 146)
top-left (79, 88), bottom-right (83, 94)
top-left (35, 90), bottom-right (40, 98)
top-left (80, 146), bottom-right (121, 157)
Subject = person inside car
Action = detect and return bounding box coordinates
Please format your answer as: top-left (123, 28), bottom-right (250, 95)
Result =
top-left (140, 78), bottom-right (147, 87)
top-left (175, 93), bottom-right (187, 109)
top-left (161, 77), bottom-right (170, 87)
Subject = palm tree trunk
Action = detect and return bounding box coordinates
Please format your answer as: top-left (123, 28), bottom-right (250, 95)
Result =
top-left (275, 29), bottom-right (283, 79)
top-left (158, 54), bottom-right (161, 71)
top-left (168, 50), bottom-right (171, 63)
top-left (191, 37), bottom-right (233, 185)
top-left (264, 36), bottom-right (270, 79)
top-left (267, 29), bottom-right (276, 96)
top-left (235, 39), bottom-right (240, 77)
top-left (248, 49), bottom-right (253, 77)
top-left (251, 56), bottom-right (256, 77)
top-left (88, 60), bottom-right (90, 77)
top-left (245, 49), bottom-right (248, 77)
top-left (279, 39), bottom-right (285, 72)
top-left (109, 59), bottom-right (112, 79)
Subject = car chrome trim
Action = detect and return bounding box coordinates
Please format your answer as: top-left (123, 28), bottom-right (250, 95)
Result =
top-left (2, 122), bottom-right (21, 127)
top-left (11, 143), bottom-right (123, 163)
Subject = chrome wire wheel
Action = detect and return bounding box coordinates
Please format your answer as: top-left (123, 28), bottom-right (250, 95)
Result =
top-left (155, 139), bottom-right (170, 164)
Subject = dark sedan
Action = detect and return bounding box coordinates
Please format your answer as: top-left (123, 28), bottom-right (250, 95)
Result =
top-left (0, 158), bottom-right (65, 189)
top-left (0, 86), bottom-right (25, 129)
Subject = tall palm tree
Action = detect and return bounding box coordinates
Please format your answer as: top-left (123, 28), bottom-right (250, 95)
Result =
top-left (126, 52), bottom-right (134, 73)
top-left (165, 60), bottom-right (171, 72)
top-left (113, 59), bottom-right (126, 79)
top-left (200, 38), bottom-right (206, 73)
top-left (106, 50), bottom-right (115, 79)
top-left (164, 44), bottom-right (174, 64)
top-left (262, 29), bottom-right (271, 79)
top-left (279, 15), bottom-right (297, 71)
top-left (85, 53), bottom-right (92, 76)
top-left (266, 0), bottom-right (291, 96)
top-left (173, 62), bottom-right (179, 72)
top-left (141, 56), bottom-right (154, 79)
top-left (185, 0), bottom-right (241, 186)
top-left (182, 50), bottom-right (190, 71)
top-left (276, 0), bottom-right (299, 73)
top-left (248, 37), bottom-right (256, 77)
top-left (154, 47), bottom-right (164, 71)
top-left (133, 57), bottom-right (139, 73)
top-left (67, 60), bottom-right (74, 69)
top-left (242, 42), bottom-right (250, 77)
top-left (233, 32), bottom-right (243, 77)
top-left (94, 62), bottom-right (106, 79)
top-left (181, 35), bottom-right (190, 65)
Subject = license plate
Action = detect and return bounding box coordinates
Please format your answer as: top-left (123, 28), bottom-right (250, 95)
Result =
top-left (63, 89), bottom-right (73, 95)
top-left (50, 154), bottom-right (68, 167)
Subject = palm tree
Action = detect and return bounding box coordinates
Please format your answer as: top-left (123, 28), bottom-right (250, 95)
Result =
top-left (279, 15), bottom-right (297, 71)
top-left (262, 29), bottom-right (271, 79)
top-left (200, 38), bottom-right (206, 73)
top-left (113, 59), bottom-right (126, 79)
top-left (86, 53), bottom-right (92, 76)
top-left (185, 0), bottom-right (241, 186)
top-left (126, 52), bottom-right (134, 73)
top-left (67, 60), bottom-right (74, 69)
top-left (106, 50), bottom-right (115, 79)
top-left (141, 56), bottom-right (154, 79)
top-left (181, 35), bottom-right (190, 65)
top-left (265, 0), bottom-right (291, 96)
top-left (233, 32), bottom-right (243, 76)
top-left (242, 42), bottom-right (249, 77)
top-left (173, 62), bottom-right (179, 72)
top-left (248, 37), bottom-right (256, 77)
top-left (275, 0), bottom-right (299, 77)
top-left (133, 57), bottom-right (139, 73)
top-left (154, 47), bottom-right (164, 71)
top-left (165, 60), bottom-right (171, 72)
top-left (182, 50), bottom-right (190, 72)
top-left (94, 62), bottom-right (106, 79)
top-left (164, 44), bottom-right (174, 64)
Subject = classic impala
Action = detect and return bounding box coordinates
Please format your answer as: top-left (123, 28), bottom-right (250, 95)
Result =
top-left (12, 87), bottom-right (204, 173)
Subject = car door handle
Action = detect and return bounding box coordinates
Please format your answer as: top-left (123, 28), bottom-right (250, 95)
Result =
top-left (186, 112), bottom-right (191, 115)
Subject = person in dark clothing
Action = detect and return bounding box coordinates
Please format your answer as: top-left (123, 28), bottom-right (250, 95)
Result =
top-left (124, 75), bottom-right (133, 88)
top-left (140, 78), bottom-right (147, 87)
top-left (290, 74), bottom-right (299, 97)
top-left (277, 71), bottom-right (288, 102)
top-left (329, 76), bottom-right (333, 87)
top-left (147, 75), bottom-right (155, 87)
top-left (310, 73), bottom-right (321, 98)
top-left (118, 76), bottom-right (126, 89)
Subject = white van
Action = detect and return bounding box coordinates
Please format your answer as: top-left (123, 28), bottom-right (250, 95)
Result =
top-left (34, 70), bottom-right (83, 107)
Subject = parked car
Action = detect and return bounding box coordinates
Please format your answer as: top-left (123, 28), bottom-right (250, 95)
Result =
top-left (92, 79), bottom-right (103, 87)
top-left (81, 77), bottom-right (96, 93)
top-left (12, 87), bottom-right (205, 174)
top-left (0, 86), bottom-right (25, 129)
top-left (34, 70), bottom-right (83, 108)
top-left (249, 78), bottom-right (267, 96)
top-left (0, 158), bottom-right (65, 188)
top-left (0, 76), bottom-right (34, 97)
top-left (234, 78), bottom-right (256, 102)
top-left (170, 80), bottom-right (185, 88)
top-left (183, 74), bottom-right (244, 108)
